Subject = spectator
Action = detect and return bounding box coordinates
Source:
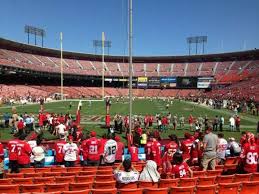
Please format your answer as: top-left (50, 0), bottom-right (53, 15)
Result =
top-left (139, 160), bottom-right (160, 182)
top-left (181, 133), bottom-right (194, 162)
top-left (189, 114), bottom-right (193, 130)
top-left (257, 121), bottom-right (259, 133)
top-left (3, 112), bottom-right (10, 128)
top-left (16, 119), bottom-right (25, 137)
top-left (216, 133), bottom-right (228, 164)
top-left (129, 144), bottom-right (139, 162)
top-left (145, 136), bottom-right (153, 160)
top-left (171, 152), bottom-right (193, 178)
top-left (228, 137), bottom-right (241, 156)
top-left (0, 142), bottom-right (4, 178)
top-left (103, 134), bottom-right (117, 165)
top-left (179, 115), bottom-right (185, 129)
top-left (55, 122), bottom-right (66, 138)
top-left (229, 116), bottom-right (235, 131)
top-left (202, 126), bottom-right (218, 170)
top-left (114, 158), bottom-right (139, 186)
top-left (151, 137), bottom-right (162, 167)
top-left (172, 115), bottom-right (178, 130)
top-left (63, 137), bottom-right (78, 167)
top-left (32, 139), bottom-right (45, 168)
top-left (140, 130), bottom-right (147, 147)
top-left (235, 116), bottom-right (241, 132)
top-left (53, 135), bottom-right (66, 165)
top-left (219, 115), bottom-right (224, 132)
top-left (85, 131), bottom-right (101, 166)
top-left (213, 115), bottom-right (219, 131)
top-left (115, 136), bottom-right (124, 163)
top-left (7, 137), bottom-right (19, 173)
top-left (17, 134), bottom-right (32, 168)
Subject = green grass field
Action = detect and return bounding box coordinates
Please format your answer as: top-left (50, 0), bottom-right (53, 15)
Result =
top-left (0, 99), bottom-right (258, 142)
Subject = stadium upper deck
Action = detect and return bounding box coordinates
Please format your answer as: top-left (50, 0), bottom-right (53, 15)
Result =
top-left (0, 38), bottom-right (259, 84)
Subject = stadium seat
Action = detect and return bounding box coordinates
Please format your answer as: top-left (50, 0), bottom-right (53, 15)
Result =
top-left (225, 157), bottom-right (238, 165)
top-left (20, 184), bottom-right (45, 193)
top-left (51, 167), bottom-right (67, 173)
top-left (83, 166), bottom-right (98, 171)
top-left (178, 178), bottom-right (198, 187)
top-left (94, 181), bottom-right (116, 189)
top-left (34, 177), bottom-right (55, 184)
top-left (138, 181), bottom-right (158, 188)
top-left (96, 170), bottom-right (113, 175)
top-left (79, 170), bottom-right (97, 176)
top-left (24, 172), bottom-right (43, 178)
top-left (117, 182), bottom-right (138, 189)
top-left (75, 175), bottom-right (95, 183)
top-left (45, 183), bottom-right (69, 192)
top-left (63, 172), bottom-right (79, 176)
top-left (43, 172), bottom-right (62, 177)
top-left (95, 175), bottom-right (115, 181)
top-left (198, 176), bottom-right (216, 185)
top-left (70, 182), bottom-right (93, 190)
top-left (35, 167), bottom-right (51, 173)
top-left (91, 188), bottom-right (117, 194)
top-left (251, 173), bottom-right (259, 181)
top-left (19, 168), bottom-right (35, 173)
top-left (218, 182), bottom-right (240, 194)
top-left (134, 165), bottom-right (143, 172)
top-left (206, 170), bottom-right (222, 176)
top-left (170, 186), bottom-right (195, 194)
top-left (159, 179), bottom-right (179, 188)
top-left (55, 176), bottom-right (75, 183)
top-left (234, 174), bottom-right (252, 182)
top-left (239, 181), bottom-right (259, 194)
top-left (217, 175), bottom-right (235, 183)
top-left (215, 165), bottom-right (224, 170)
top-left (119, 188), bottom-right (143, 194)
top-left (12, 177), bottom-right (33, 184)
top-left (193, 171), bottom-right (207, 177)
top-left (63, 190), bottom-right (91, 194)
top-left (223, 164), bottom-right (237, 174)
top-left (0, 178), bottom-right (12, 184)
top-left (196, 185), bottom-right (217, 194)
top-left (5, 173), bottom-right (24, 178)
top-left (144, 188), bottom-right (168, 194)
top-left (34, 192), bottom-right (61, 194)
top-left (0, 184), bottom-right (19, 193)
top-left (67, 167), bottom-right (83, 172)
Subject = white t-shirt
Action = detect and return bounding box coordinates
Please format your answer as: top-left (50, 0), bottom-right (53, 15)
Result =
top-left (28, 140), bottom-right (37, 163)
top-left (229, 117), bottom-right (235, 126)
top-left (32, 146), bottom-right (45, 161)
top-left (114, 170), bottom-right (139, 184)
top-left (57, 124), bottom-right (66, 135)
top-left (63, 143), bottom-right (78, 161)
top-left (103, 139), bottom-right (117, 163)
top-left (229, 141), bottom-right (241, 154)
top-left (217, 138), bottom-right (228, 159)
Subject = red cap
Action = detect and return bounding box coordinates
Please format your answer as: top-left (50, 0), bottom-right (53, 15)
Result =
top-left (115, 136), bottom-right (120, 142)
top-left (30, 133), bottom-right (37, 140)
top-left (90, 131), bottom-right (96, 137)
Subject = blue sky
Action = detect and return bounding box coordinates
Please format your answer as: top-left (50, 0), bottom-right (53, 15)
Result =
top-left (0, 0), bottom-right (259, 56)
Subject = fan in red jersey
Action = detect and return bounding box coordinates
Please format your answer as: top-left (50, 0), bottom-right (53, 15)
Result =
top-left (17, 134), bottom-right (32, 168)
top-left (0, 142), bottom-right (4, 178)
top-left (145, 136), bottom-right (153, 160)
top-left (181, 133), bottom-right (194, 162)
top-left (7, 137), bottom-right (20, 173)
top-left (239, 132), bottom-right (259, 173)
top-left (115, 136), bottom-right (124, 163)
top-left (170, 152), bottom-right (193, 179)
top-left (53, 135), bottom-right (66, 165)
top-left (129, 144), bottom-right (139, 162)
top-left (84, 131), bottom-right (101, 166)
top-left (151, 137), bottom-right (162, 166)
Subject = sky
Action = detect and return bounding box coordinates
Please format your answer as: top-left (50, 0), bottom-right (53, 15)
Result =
top-left (0, 0), bottom-right (259, 56)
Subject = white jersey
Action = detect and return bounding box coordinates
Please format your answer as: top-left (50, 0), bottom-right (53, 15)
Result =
top-left (217, 138), bottom-right (228, 159)
top-left (63, 143), bottom-right (78, 161)
top-left (114, 170), bottom-right (139, 184)
top-left (104, 139), bottom-right (117, 163)
top-left (57, 124), bottom-right (66, 135)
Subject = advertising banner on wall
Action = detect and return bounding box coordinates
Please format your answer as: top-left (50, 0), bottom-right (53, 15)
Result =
top-left (137, 77), bottom-right (148, 88)
top-left (160, 77), bottom-right (176, 88)
top-left (148, 77), bottom-right (160, 88)
top-left (197, 77), bottom-right (214, 88)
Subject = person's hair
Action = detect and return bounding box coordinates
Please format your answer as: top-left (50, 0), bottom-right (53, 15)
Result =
top-left (169, 134), bottom-right (179, 146)
top-left (102, 133), bottom-right (107, 139)
top-left (241, 131), bottom-right (246, 135)
top-left (123, 158), bottom-right (132, 172)
top-left (19, 134), bottom-right (26, 140)
top-left (36, 139), bottom-right (42, 146)
top-left (218, 133), bottom-right (224, 138)
top-left (172, 152), bottom-right (183, 165)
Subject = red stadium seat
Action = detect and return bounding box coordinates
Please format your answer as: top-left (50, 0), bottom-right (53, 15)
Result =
top-left (170, 186), bottom-right (195, 194)
top-left (79, 170), bottom-right (97, 176)
top-left (34, 192), bottom-right (61, 194)
top-left (5, 173), bottom-right (24, 178)
top-left (138, 181), bottom-right (158, 188)
top-left (218, 182), bottom-right (240, 194)
top-left (144, 188), bottom-right (168, 194)
top-left (83, 166), bottom-right (98, 171)
top-left (239, 181), bottom-right (259, 194)
top-left (198, 176), bottom-right (216, 185)
top-left (55, 176), bottom-right (75, 183)
top-left (75, 175), bottom-right (95, 183)
top-left (35, 167), bottom-right (51, 173)
top-left (96, 170), bottom-right (113, 175)
top-left (251, 173), bottom-right (259, 181)
top-left (67, 167), bottom-right (83, 172)
top-left (0, 178), bottom-right (12, 184)
top-left (24, 172), bottom-right (43, 178)
top-left (0, 184), bottom-right (19, 193)
top-left (94, 181), bottom-right (116, 189)
top-left (117, 182), bottom-right (138, 189)
top-left (206, 170), bottom-right (222, 176)
top-left (95, 175), bottom-right (114, 181)
top-left (119, 188), bottom-right (143, 194)
top-left (217, 175), bottom-right (235, 183)
top-left (91, 188), bottom-right (117, 194)
top-left (34, 177), bottom-right (55, 184)
top-left (215, 165), bottom-right (224, 170)
top-left (51, 167), bottom-right (67, 173)
top-left (193, 171), bottom-right (207, 177)
top-left (97, 166), bottom-right (113, 170)
top-left (225, 157), bottom-right (238, 165)
top-left (234, 174), bottom-right (252, 182)
top-left (63, 172), bottom-right (79, 176)
top-left (19, 168), bottom-right (35, 173)
top-left (45, 183), bottom-right (69, 192)
top-left (223, 164), bottom-right (237, 174)
top-left (20, 184), bottom-right (45, 193)
top-left (159, 179), bottom-right (179, 188)
top-left (12, 177), bottom-right (33, 184)
top-left (43, 172), bottom-right (62, 177)
top-left (196, 185), bottom-right (217, 194)
top-left (63, 190), bottom-right (90, 194)
top-left (70, 182), bottom-right (93, 190)
top-left (178, 178), bottom-right (198, 187)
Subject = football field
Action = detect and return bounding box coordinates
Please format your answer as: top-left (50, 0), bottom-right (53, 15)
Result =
top-left (0, 99), bottom-right (258, 141)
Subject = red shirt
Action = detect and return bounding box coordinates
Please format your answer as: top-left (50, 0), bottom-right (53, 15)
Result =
top-left (17, 121), bottom-right (24, 130)
top-left (7, 139), bottom-right (19, 161)
top-left (240, 135), bottom-right (247, 147)
top-left (189, 116), bottom-right (193, 124)
top-left (54, 140), bottom-right (66, 163)
top-left (145, 141), bottom-right (153, 160)
top-left (99, 138), bottom-right (107, 154)
top-left (162, 117), bottom-right (168, 125)
top-left (151, 141), bottom-right (162, 166)
top-left (17, 140), bottom-right (32, 165)
top-left (0, 143), bottom-right (4, 162)
top-left (75, 131), bottom-right (83, 142)
top-left (129, 146), bottom-right (139, 162)
top-left (85, 137), bottom-right (101, 161)
top-left (165, 141), bottom-right (178, 154)
top-left (181, 139), bottom-right (194, 160)
top-left (172, 162), bottom-right (189, 178)
top-left (39, 113), bottom-right (44, 126)
top-left (162, 152), bottom-right (173, 174)
top-left (240, 143), bottom-right (259, 173)
top-left (115, 142), bottom-right (124, 161)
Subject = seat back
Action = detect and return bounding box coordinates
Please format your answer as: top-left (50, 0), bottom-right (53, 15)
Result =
top-left (117, 182), bottom-right (138, 189)
top-left (218, 182), bottom-right (240, 194)
top-left (5, 173), bottom-right (24, 178)
top-left (170, 186), bottom-right (195, 194)
top-left (35, 167), bottom-right (51, 173)
top-left (206, 170), bottom-right (222, 176)
top-left (198, 176), bottom-right (216, 185)
top-left (193, 171), bottom-right (207, 178)
top-left (138, 181), bottom-right (158, 188)
top-left (63, 190), bottom-right (90, 194)
top-left (91, 188), bottom-right (117, 194)
top-left (12, 177), bottom-right (33, 185)
top-left (144, 188), bottom-right (168, 194)
top-left (51, 167), bottom-right (67, 173)
top-left (75, 175), bottom-right (95, 183)
top-left (0, 184), bottom-right (19, 193)
top-left (239, 181), bottom-right (259, 194)
top-left (67, 167), bottom-right (83, 172)
top-left (20, 184), bottom-right (45, 193)
top-left (234, 174), bottom-right (252, 182)
top-left (179, 178), bottom-right (198, 187)
top-left (196, 185), bottom-right (217, 194)
top-left (0, 178), bottom-right (12, 184)
top-left (45, 183), bottom-right (69, 192)
top-left (24, 172), bottom-right (43, 178)
top-left (119, 188), bottom-right (143, 194)
top-left (19, 168), bottom-right (35, 173)
top-left (70, 182), bottom-right (93, 191)
top-left (55, 176), bottom-right (75, 183)
top-left (43, 172), bottom-right (62, 177)
top-left (79, 171), bottom-right (97, 176)
top-left (34, 177), bottom-right (55, 184)
top-left (251, 173), bottom-right (259, 181)
top-left (95, 175), bottom-right (114, 181)
top-left (159, 179), bottom-right (179, 188)
top-left (94, 181), bottom-right (116, 189)
top-left (217, 175), bottom-right (234, 183)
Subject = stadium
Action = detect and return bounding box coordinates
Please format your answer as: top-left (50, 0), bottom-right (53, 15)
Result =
top-left (0, 0), bottom-right (259, 194)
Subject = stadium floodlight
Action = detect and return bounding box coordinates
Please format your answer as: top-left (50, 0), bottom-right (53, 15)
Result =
top-left (93, 39), bottom-right (112, 55)
top-left (24, 25), bottom-right (46, 47)
top-left (186, 36), bottom-right (207, 55)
